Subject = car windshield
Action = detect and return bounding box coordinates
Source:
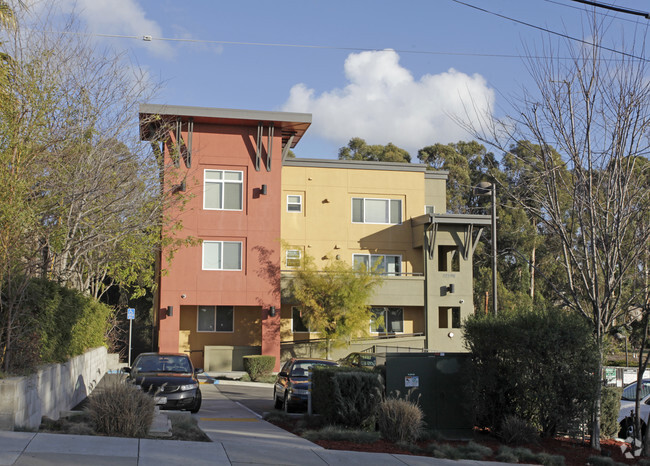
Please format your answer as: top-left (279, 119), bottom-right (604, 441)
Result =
top-left (135, 355), bottom-right (192, 373)
top-left (290, 361), bottom-right (333, 377)
top-left (622, 381), bottom-right (650, 401)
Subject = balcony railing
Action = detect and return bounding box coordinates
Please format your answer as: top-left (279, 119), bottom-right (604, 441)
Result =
top-left (281, 272), bottom-right (425, 307)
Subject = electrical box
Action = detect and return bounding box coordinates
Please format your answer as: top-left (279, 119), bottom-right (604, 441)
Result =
top-left (385, 352), bottom-right (473, 433)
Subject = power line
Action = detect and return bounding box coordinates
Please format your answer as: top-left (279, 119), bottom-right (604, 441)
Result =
top-left (450, 0), bottom-right (649, 62)
top-left (542, 0), bottom-right (644, 24)
top-left (567, 0), bottom-right (650, 19)
top-left (40, 29), bottom-right (640, 63)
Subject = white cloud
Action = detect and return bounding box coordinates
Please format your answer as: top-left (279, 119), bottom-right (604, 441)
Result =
top-left (282, 50), bottom-right (495, 154)
top-left (30, 0), bottom-right (172, 57)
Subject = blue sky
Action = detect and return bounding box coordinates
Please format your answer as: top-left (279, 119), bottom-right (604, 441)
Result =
top-left (25, 0), bottom-right (650, 159)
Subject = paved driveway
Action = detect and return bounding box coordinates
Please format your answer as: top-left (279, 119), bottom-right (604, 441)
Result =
top-left (212, 382), bottom-right (275, 417)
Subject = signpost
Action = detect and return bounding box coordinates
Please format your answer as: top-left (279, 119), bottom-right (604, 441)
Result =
top-left (127, 308), bottom-right (135, 366)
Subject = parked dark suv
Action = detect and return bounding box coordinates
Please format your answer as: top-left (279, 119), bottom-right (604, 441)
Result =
top-left (124, 352), bottom-right (202, 413)
top-left (273, 358), bottom-right (337, 412)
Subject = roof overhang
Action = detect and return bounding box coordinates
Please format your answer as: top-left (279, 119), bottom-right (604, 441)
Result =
top-left (139, 104), bottom-right (312, 148)
top-left (411, 213), bottom-right (492, 227)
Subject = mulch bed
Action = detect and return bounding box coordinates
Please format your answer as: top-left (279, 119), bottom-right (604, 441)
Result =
top-left (268, 417), bottom-right (639, 465)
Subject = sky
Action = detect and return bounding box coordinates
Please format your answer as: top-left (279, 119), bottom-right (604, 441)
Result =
top-left (22, 0), bottom-right (650, 159)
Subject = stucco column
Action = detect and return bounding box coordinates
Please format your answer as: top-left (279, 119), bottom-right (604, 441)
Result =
top-left (261, 307), bottom-right (281, 371)
top-left (158, 297), bottom-right (180, 353)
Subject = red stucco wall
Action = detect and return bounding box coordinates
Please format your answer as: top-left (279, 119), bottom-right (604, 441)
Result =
top-left (158, 121), bottom-right (281, 369)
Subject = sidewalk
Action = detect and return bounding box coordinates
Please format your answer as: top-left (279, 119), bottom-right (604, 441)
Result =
top-left (0, 381), bottom-right (510, 465)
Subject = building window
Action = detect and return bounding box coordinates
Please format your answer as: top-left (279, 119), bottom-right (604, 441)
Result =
top-left (204, 169), bottom-right (243, 210)
top-left (370, 307), bottom-right (403, 333)
top-left (438, 307), bottom-right (461, 329)
top-left (352, 198), bottom-right (401, 224)
top-left (203, 241), bottom-right (242, 270)
top-left (438, 245), bottom-right (460, 272)
top-left (287, 195), bottom-right (302, 212)
top-left (425, 205), bottom-right (435, 215)
top-left (292, 307), bottom-right (309, 333)
top-left (198, 306), bottom-right (234, 332)
top-left (286, 249), bottom-right (301, 268)
top-left (353, 254), bottom-right (401, 276)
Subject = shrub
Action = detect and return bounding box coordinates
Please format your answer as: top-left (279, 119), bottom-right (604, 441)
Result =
top-left (427, 443), bottom-right (462, 460)
top-left (376, 397), bottom-right (424, 443)
top-left (87, 378), bottom-right (155, 437)
top-left (464, 309), bottom-right (599, 437)
top-left (312, 366), bottom-right (383, 428)
top-left (495, 446), bottom-right (520, 463)
top-left (301, 425), bottom-right (380, 443)
top-left (587, 456), bottom-right (615, 466)
top-left (497, 446), bottom-right (565, 465)
top-left (25, 278), bottom-right (112, 364)
top-left (242, 355), bottom-right (276, 381)
top-left (601, 386), bottom-right (623, 439)
top-left (498, 415), bottom-right (539, 444)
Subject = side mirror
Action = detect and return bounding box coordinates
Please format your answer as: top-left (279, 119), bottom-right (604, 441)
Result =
top-left (122, 367), bottom-right (132, 374)
top-left (279, 371), bottom-right (288, 377)
top-left (195, 368), bottom-right (204, 374)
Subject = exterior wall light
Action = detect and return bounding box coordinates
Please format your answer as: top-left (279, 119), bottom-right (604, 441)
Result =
top-left (166, 306), bottom-right (173, 317)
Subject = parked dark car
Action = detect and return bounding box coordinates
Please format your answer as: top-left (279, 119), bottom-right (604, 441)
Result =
top-left (338, 352), bottom-right (383, 368)
top-left (123, 352), bottom-right (202, 413)
top-left (273, 358), bottom-right (338, 412)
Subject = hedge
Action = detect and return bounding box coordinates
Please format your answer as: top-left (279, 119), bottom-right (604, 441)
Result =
top-left (464, 309), bottom-right (600, 438)
top-left (23, 278), bottom-right (113, 364)
top-left (312, 366), bottom-right (384, 428)
top-left (243, 355), bottom-right (275, 381)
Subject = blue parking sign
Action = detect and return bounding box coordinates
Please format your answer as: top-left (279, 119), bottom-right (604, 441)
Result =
top-left (127, 308), bottom-right (135, 320)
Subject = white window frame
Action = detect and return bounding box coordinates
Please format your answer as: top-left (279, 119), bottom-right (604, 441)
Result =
top-left (203, 169), bottom-right (244, 211)
top-left (286, 194), bottom-right (303, 213)
top-left (197, 305), bottom-right (235, 333)
top-left (425, 205), bottom-right (435, 215)
top-left (352, 253), bottom-right (402, 276)
top-left (370, 307), bottom-right (404, 334)
top-left (291, 306), bottom-right (310, 333)
top-left (202, 241), bottom-right (243, 271)
top-left (286, 249), bottom-right (301, 268)
top-left (351, 197), bottom-right (402, 225)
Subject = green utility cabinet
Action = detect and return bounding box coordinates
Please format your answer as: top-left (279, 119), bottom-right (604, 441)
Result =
top-left (385, 352), bottom-right (472, 432)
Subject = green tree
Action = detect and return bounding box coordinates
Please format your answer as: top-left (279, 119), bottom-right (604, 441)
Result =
top-left (290, 253), bottom-right (383, 359)
top-left (0, 6), bottom-right (169, 372)
top-left (338, 137), bottom-right (411, 163)
top-left (467, 19), bottom-right (650, 450)
top-left (417, 140), bottom-right (487, 213)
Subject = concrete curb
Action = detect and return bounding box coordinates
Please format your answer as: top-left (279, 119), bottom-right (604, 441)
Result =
top-left (200, 378), bottom-right (274, 388)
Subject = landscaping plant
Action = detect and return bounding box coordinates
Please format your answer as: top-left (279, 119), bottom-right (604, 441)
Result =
top-left (376, 397), bottom-right (424, 443)
top-left (242, 355), bottom-right (275, 381)
top-left (87, 378), bottom-right (155, 437)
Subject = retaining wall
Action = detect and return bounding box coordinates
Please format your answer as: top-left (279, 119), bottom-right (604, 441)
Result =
top-left (0, 346), bottom-right (108, 430)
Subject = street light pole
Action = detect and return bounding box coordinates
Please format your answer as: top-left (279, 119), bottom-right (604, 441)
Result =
top-left (475, 182), bottom-right (498, 316)
top-left (490, 184), bottom-right (497, 316)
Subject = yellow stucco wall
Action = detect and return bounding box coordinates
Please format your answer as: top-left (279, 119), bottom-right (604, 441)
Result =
top-left (282, 162), bottom-right (439, 274)
top-left (279, 160), bottom-right (477, 354)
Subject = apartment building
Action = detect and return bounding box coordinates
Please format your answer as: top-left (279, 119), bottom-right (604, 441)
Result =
top-left (139, 104), bottom-right (490, 372)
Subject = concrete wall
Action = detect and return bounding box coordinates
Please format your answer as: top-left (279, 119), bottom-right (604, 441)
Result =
top-left (0, 346), bottom-right (107, 431)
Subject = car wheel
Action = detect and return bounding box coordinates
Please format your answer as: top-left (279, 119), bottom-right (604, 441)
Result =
top-left (190, 390), bottom-right (202, 414)
top-left (273, 389), bottom-right (282, 409)
top-left (619, 417), bottom-right (647, 439)
top-left (283, 391), bottom-right (292, 413)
